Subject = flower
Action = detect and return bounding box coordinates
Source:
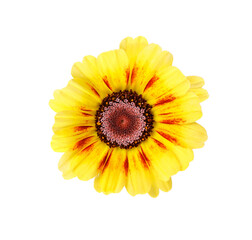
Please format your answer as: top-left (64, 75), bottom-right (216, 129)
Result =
top-left (49, 36), bottom-right (208, 197)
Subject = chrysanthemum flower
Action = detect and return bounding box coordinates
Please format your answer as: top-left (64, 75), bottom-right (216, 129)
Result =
top-left (49, 36), bottom-right (208, 197)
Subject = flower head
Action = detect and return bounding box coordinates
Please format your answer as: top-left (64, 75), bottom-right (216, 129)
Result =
top-left (49, 36), bottom-right (208, 197)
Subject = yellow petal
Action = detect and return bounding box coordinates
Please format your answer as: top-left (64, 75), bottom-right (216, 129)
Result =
top-left (130, 44), bottom-right (173, 93)
top-left (125, 147), bottom-right (152, 196)
top-left (148, 184), bottom-right (159, 198)
top-left (187, 76), bottom-right (209, 102)
top-left (58, 136), bottom-right (100, 179)
top-left (71, 55), bottom-right (111, 99)
top-left (155, 122), bottom-right (208, 149)
top-left (143, 66), bottom-right (190, 105)
top-left (52, 128), bottom-right (96, 153)
top-left (140, 131), bottom-right (180, 181)
top-left (153, 131), bottom-right (194, 171)
top-left (148, 177), bottom-right (172, 197)
top-left (51, 133), bottom-right (96, 153)
top-left (120, 36), bottom-right (149, 70)
top-left (187, 76), bottom-right (205, 88)
top-left (49, 80), bottom-right (100, 112)
top-left (169, 146), bottom-right (193, 171)
top-left (189, 88), bottom-right (209, 102)
top-left (52, 110), bottom-right (95, 133)
top-left (153, 92), bottom-right (202, 124)
top-left (157, 178), bottom-right (172, 192)
top-left (159, 50), bottom-right (173, 67)
top-left (58, 151), bottom-right (76, 179)
top-left (51, 110), bottom-right (96, 152)
top-left (70, 140), bottom-right (110, 181)
top-left (94, 148), bottom-right (127, 194)
top-left (96, 49), bottom-right (130, 92)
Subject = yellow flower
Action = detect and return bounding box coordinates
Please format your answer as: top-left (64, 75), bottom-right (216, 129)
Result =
top-left (49, 36), bottom-right (208, 197)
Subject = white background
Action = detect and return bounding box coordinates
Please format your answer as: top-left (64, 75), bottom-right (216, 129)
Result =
top-left (1, 0), bottom-right (251, 239)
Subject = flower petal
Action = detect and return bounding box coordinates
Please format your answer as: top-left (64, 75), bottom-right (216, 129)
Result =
top-left (125, 147), bottom-right (152, 196)
top-left (187, 76), bottom-right (205, 88)
top-left (51, 110), bottom-right (96, 152)
top-left (94, 148), bottom-right (127, 194)
top-left (187, 76), bottom-right (209, 102)
top-left (58, 136), bottom-right (99, 179)
top-left (148, 178), bottom-right (172, 198)
top-left (155, 122), bottom-right (208, 149)
top-left (120, 36), bottom-right (148, 69)
top-left (52, 110), bottom-right (95, 132)
top-left (140, 131), bottom-right (180, 181)
top-left (96, 49), bottom-right (130, 91)
top-left (58, 151), bottom-right (76, 180)
top-left (148, 184), bottom-right (159, 198)
top-left (169, 146), bottom-right (193, 171)
top-left (157, 178), bottom-right (172, 192)
top-left (153, 131), bottom-right (194, 171)
top-left (153, 92), bottom-right (202, 124)
top-left (70, 140), bottom-right (110, 181)
top-left (49, 80), bottom-right (100, 112)
top-left (51, 132), bottom-right (96, 153)
top-left (143, 66), bottom-right (190, 106)
top-left (130, 44), bottom-right (173, 93)
top-left (71, 55), bottom-right (111, 99)
top-left (189, 88), bottom-right (209, 102)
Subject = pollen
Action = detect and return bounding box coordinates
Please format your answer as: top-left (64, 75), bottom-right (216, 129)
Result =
top-left (95, 90), bottom-right (154, 149)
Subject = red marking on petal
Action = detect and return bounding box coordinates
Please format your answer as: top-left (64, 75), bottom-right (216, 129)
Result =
top-left (74, 126), bottom-right (92, 132)
top-left (80, 107), bottom-right (92, 112)
top-left (160, 118), bottom-right (184, 124)
top-left (154, 95), bottom-right (176, 107)
top-left (97, 151), bottom-right (109, 171)
top-left (152, 138), bottom-right (167, 150)
top-left (103, 76), bottom-right (112, 91)
top-left (156, 130), bottom-right (178, 144)
top-left (131, 66), bottom-right (138, 84)
top-left (88, 84), bottom-right (100, 98)
top-left (159, 112), bottom-right (172, 116)
top-left (81, 141), bottom-right (96, 153)
top-left (101, 150), bottom-right (113, 172)
top-left (144, 75), bottom-right (159, 92)
top-left (139, 148), bottom-right (150, 169)
top-left (73, 136), bottom-right (93, 150)
top-left (71, 142), bottom-right (97, 172)
top-left (124, 156), bottom-right (129, 176)
top-left (125, 67), bottom-right (130, 84)
top-left (81, 112), bottom-right (93, 117)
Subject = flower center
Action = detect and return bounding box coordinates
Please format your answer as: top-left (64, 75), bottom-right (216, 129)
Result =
top-left (95, 90), bottom-right (154, 149)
